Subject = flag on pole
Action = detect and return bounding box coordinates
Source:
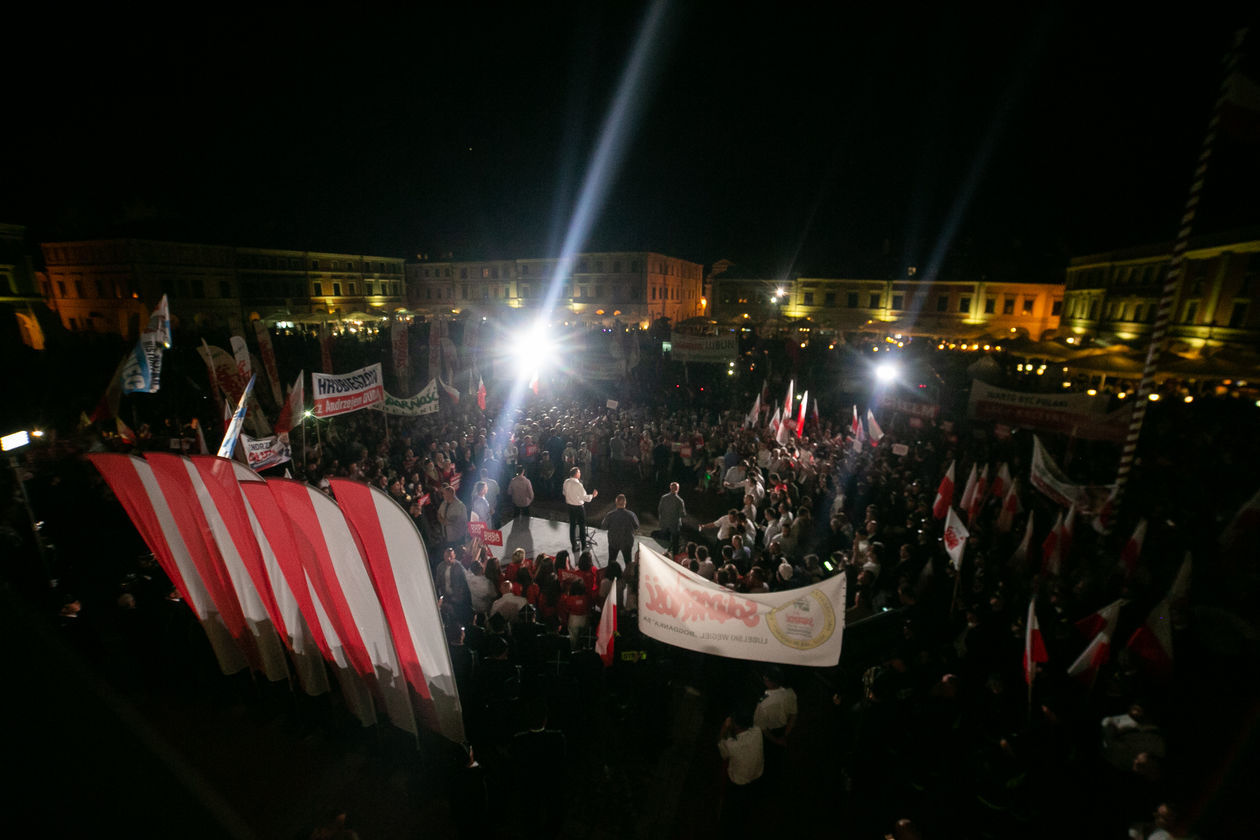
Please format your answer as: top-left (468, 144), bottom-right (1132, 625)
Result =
top-left (1067, 629), bottom-right (1111, 686)
top-left (219, 375), bottom-right (256, 459)
top-left (1010, 510), bottom-right (1035, 569)
top-left (253, 320), bottom-right (284, 408)
top-left (1023, 596), bottom-right (1048, 685)
top-left (775, 409), bottom-right (791, 446)
top-left (942, 507), bottom-right (969, 570)
top-left (1075, 598), bottom-right (1124, 641)
top-left (1120, 519), bottom-right (1147, 579)
top-left (476, 376), bottom-right (486, 411)
top-left (439, 377), bottom-right (460, 405)
top-left (1042, 510), bottom-right (1065, 576)
top-left (866, 409), bottom-right (883, 445)
top-left (783, 379), bottom-right (794, 420)
top-left (1126, 599), bottom-right (1175, 680)
top-left (274, 371), bottom-right (305, 436)
top-left (990, 462), bottom-right (1011, 500)
top-left (795, 390), bottom-right (808, 438)
top-left (745, 394), bottom-right (761, 429)
top-left (932, 461), bottom-right (955, 519)
top-left (970, 465), bottom-right (990, 522)
top-left (851, 404), bottom-right (861, 438)
top-left (996, 480), bottom-right (1020, 533)
top-left (230, 335), bottom-right (253, 383)
top-left (595, 582), bottom-right (617, 667)
top-left (769, 406), bottom-right (781, 436)
top-left (959, 464), bottom-right (979, 515)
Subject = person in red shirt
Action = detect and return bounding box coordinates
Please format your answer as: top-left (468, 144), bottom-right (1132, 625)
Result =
top-left (558, 579), bottom-right (592, 649)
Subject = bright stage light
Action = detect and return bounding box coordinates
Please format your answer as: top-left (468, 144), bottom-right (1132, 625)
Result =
top-left (516, 325), bottom-right (556, 377)
top-left (874, 361), bottom-right (899, 383)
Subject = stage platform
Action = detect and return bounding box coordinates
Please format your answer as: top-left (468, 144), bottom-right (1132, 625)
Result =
top-left (492, 512), bottom-right (667, 570)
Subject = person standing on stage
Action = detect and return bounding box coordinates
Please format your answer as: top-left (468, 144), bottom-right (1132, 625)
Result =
top-left (658, 481), bottom-right (687, 556)
top-left (562, 467), bottom-right (598, 552)
top-left (508, 464), bottom-right (534, 521)
top-left (601, 493), bottom-right (639, 571)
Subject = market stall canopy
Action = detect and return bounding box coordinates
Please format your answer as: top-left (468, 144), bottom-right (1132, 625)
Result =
top-left (1155, 351), bottom-right (1260, 382)
top-left (1066, 351), bottom-right (1147, 376)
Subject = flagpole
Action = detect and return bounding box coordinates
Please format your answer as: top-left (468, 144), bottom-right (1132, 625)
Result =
top-left (1110, 28), bottom-right (1250, 532)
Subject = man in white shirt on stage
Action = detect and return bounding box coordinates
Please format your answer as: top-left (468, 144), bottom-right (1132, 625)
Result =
top-left (562, 467), bottom-right (598, 552)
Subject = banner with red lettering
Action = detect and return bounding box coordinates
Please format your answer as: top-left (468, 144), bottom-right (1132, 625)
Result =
top-left (467, 522), bottom-right (503, 546)
top-left (637, 544), bottom-right (845, 666)
top-left (312, 363), bottom-right (385, 418)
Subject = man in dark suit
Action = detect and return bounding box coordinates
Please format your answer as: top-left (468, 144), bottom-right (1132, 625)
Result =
top-left (657, 482), bottom-right (686, 556)
top-left (601, 493), bottom-right (640, 571)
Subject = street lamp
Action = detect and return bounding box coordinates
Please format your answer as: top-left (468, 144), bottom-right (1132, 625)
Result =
top-left (3, 429), bottom-right (52, 584)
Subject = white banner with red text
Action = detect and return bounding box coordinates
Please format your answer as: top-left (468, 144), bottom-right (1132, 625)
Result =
top-left (312, 363), bottom-right (385, 418)
top-left (636, 544), bottom-right (845, 666)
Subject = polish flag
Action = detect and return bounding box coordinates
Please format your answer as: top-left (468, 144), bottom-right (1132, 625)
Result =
top-left (274, 371), bottom-right (305, 436)
top-left (1075, 598), bottom-right (1124, 641)
top-left (268, 479), bottom-right (418, 735)
top-left (529, 370), bottom-right (539, 395)
top-left (1120, 518), bottom-right (1147, 579)
top-left (989, 462), bottom-right (1011, 500)
top-left (996, 481), bottom-right (1020, 533)
top-left (595, 583), bottom-right (618, 667)
top-left (1042, 510), bottom-right (1065, 576)
top-left (969, 465), bottom-right (990, 522)
top-left (1126, 599), bottom-right (1174, 680)
top-left (87, 454), bottom-right (250, 676)
top-left (1024, 596), bottom-right (1049, 685)
top-left (439, 377), bottom-right (461, 405)
top-left (150, 453), bottom-right (289, 683)
top-left (1010, 510), bottom-right (1035, 570)
top-left (476, 376), bottom-right (487, 411)
top-left (1067, 630), bottom-right (1112, 686)
top-left (932, 461), bottom-right (956, 520)
top-left (958, 465), bottom-right (979, 516)
top-left (866, 409), bottom-right (884, 445)
top-left (783, 379), bottom-right (795, 419)
top-left (769, 406), bottom-right (782, 436)
top-left (851, 404), bottom-right (861, 438)
top-left (796, 390), bottom-right (808, 438)
top-left (745, 394), bottom-right (761, 429)
top-left (942, 507), bottom-right (969, 570)
top-left (332, 478), bottom-right (465, 743)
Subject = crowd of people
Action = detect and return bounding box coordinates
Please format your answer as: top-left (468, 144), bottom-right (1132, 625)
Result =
top-left (4, 338), bottom-right (1258, 838)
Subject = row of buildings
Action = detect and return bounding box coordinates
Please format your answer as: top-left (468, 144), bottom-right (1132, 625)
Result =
top-left (8, 227), bottom-right (1260, 356)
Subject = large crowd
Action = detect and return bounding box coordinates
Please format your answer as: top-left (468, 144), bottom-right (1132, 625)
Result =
top-left (4, 342), bottom-right (1258, 838)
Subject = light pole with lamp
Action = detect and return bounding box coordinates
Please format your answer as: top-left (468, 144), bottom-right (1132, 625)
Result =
top-left (3, 429), bottom-right (53, 585)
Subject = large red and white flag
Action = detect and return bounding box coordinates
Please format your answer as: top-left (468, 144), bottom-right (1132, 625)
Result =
top-left (783, 379), bottom-right (794, 420)
top-left (476, 376), bottom-right (487, 411)
top-left (1126, 598), bottom-right (1174, 680)
top-left (268, 479), bottom-right (418, 735)
top-left (1030, 435), bottom-right (1087, 509)
top-left (1075, 598), bottom-right (1124, 641)
top-left (850, 404), bottom-right (861, 438)
top-left (1023, 596), bottom-right (1049, 685)
top-left (932, 461), bottom-right (955, 520)
top-left (768, 406), bottom-right (782, 436)
top-left (331, 478), bottom-right (465, 743)
top-left (149, 453), bottom-right (289, 682)
top-left (942, 507), bottom-right (969, 570)
top-left (969, 465), bottom-right (989, 523)
top-left (958, 464), bottom-right (979, 516)
top-left (866, 409), bottom-right (884, 445)
top-left (595, 582), bottom-right (617, 667)
top-left (439, 377), bottom-right (460, 405)
top-left (274, 371), bottom-right (305, 436)
top-left (88, 454), bottom-right (250, 675)
top-left (1067, 629), bottom-right (1112, 686)
top-left (996, 480), bottom-right (1020, 533)
top-left (795, 390), bottom-right (808, 438)
top-left (1120, 518), bottom-right (1147, 579)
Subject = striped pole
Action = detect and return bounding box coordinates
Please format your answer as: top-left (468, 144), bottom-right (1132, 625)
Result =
top-left (1110, 28), bottom-right (1249, 531)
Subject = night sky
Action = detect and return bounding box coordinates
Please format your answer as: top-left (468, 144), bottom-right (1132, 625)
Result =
top-left (4, 6), bottom-right (1256, 280)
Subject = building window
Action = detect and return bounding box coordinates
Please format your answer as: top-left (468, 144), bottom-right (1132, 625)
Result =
top-left (803, 292), bottom-right (814, 305)
top-left (825, 292), bottom-right (836, 307)
top-left (1230, 301), bottom-right (1248, 328)
top-left (333, 283), bottom-right (342, 296)
top-left (651, 287), bottom-right (656, 300)
top-left (869, 293), bottom-right (880, 309)
top-left (1003, 298), bottom-right (1015, 315)
top-left (984, 297), bottom-right (995, 314)
top-left (57, 280), bottom-right (67, 297)
top-left (349, 283), bottom-right (357, 295)
top-left (848, 292), bottom-right (859, 308)
top-left (491, 267), bottom-right (499, 279)
top-left (631, 261), bottom-right (640, 272)
top-left (595, 285), bottom-right (605, 299)
top-left (595, 260), bottom-right (604, 272)
top-left (314, 282), bottom-right (323, 296)
top-left (936, 295), bottom-right (948, 312)
top-left (220, 281), bottom-right (232, 298)
top-left (1023, 297), bottom-right (1034, 315)
top-left (74, 280), bottom-right (83, 297)
top-left (366, 281), bottom-right (374, 296)
top-left (578, 259), bottom-right (589, 273)
top-left (461, 285), bottom-right (469, 300)
top-left (332, 261), bottom-right (339, 270)
top-left (892, 294), bottom-right (904, 310)
top-left (310, 260), bottom-right (319, 270)
top-left (425, 288), bottom-right (432, 300)
top-left (613, 261), bottom-right (621, 272)
top-left (461, 268), bottom-right (468, 279)
top-left (1051, 299), bottom-right (1063, 316)
top-left (959, 297), bottom-right (971, 313)
top-left (521, 265), bottom-right (529, 276)
top-left (424, 269), bottom-right (430, 278)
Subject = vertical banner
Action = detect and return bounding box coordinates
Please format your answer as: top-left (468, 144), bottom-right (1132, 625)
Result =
top-left (392, 318), bottom-right (410, 393)
top-left (253, 320), bottom-right (284, 407)
top-left (320, 322), bottom-right (334, 374)
top-left (427, 319), bottom-right (441, 381)
top-left (230, 335), bottom-right (253, 382)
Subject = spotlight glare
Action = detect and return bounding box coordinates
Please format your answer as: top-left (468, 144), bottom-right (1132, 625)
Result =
top-left (874, 361), bottom-right (899, 383)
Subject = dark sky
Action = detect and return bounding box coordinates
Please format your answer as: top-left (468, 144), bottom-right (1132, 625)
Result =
top-left (4, 5), bottom-right (1256, 280)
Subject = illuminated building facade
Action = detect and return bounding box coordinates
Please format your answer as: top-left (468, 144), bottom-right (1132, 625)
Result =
top-left (1, 224), bottom-right (48, 349)
top-left (710, 271), bottom-right (1064, 339)
top-left (406, 251), bottom-right (704, 326)
top-left (39, 238), bottom-right (405, 338)
top-left (1061, 232), bottom-right (1260, 354)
